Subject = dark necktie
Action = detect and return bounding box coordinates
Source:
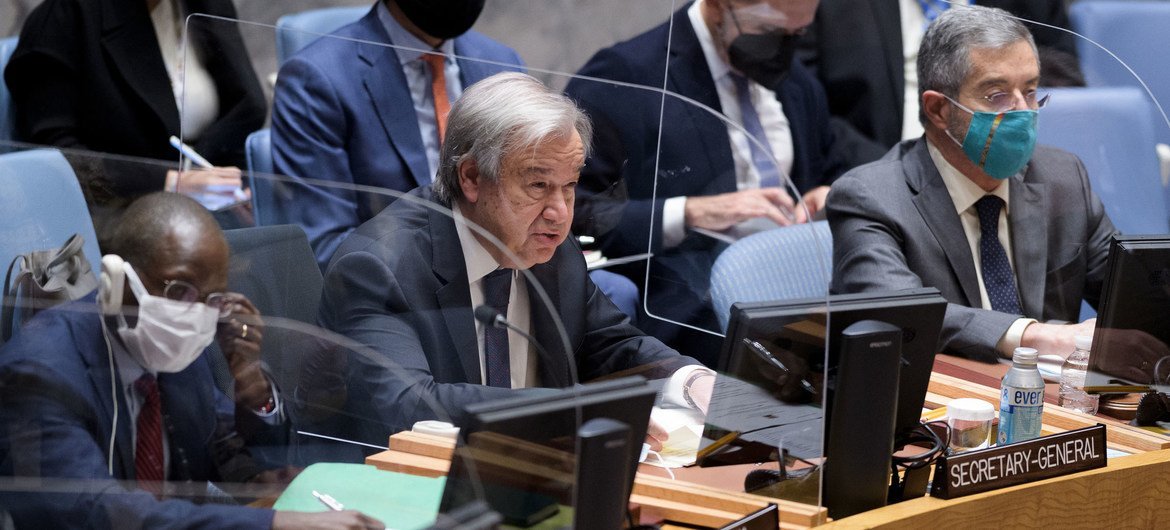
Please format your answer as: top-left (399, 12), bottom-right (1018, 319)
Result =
top-left (918, 0), bottom-right (950, 24)
top-left (730, 73), bottom-right (782, 189)
top-left (483, 269), bottom-right (512, 388)
top-left (974, 195), bottom-right (1022, 314)
top-left (134, 374), bottom-right (164, 496)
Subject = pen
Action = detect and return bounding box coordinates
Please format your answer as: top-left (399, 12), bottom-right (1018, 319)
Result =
top-left (312, 490), bottom-right (344, 511)
top-left (742, 338), bottom-right (817, 395)
top-left (168, 135), bottom-right (213, 168)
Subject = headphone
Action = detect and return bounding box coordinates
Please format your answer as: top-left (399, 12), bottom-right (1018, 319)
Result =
top-left (97, 254), bottom-right (126, 475)
top-left (98, 255), bottom-right (126, 315)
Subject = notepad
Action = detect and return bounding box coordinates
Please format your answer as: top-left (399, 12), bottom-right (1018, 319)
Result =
top-left (273, 463), bottom-right (445, 529)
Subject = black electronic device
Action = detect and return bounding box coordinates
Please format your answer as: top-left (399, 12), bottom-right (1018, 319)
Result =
top-left (822, 320), bottom-right (903, 519)
top-left (704, 288), bottom-right (947, 516)
top-left (574, 417), bottom-right (632, 530)
top-left (438, 377), bottom-right (656, 527)
top-left (716, 503), bottom-right (780, 530)
top-left (1087, 234), bottom-right (1170, 388)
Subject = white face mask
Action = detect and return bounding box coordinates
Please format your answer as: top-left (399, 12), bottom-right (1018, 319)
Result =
top-left (115, 264), bottom-right (218, 373)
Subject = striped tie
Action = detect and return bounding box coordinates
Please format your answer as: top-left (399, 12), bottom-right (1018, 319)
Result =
top-left (135, 374), bottom-right (164, 497)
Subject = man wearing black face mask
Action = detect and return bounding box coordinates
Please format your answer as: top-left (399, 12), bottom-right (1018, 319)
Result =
top-left (565, 0), bottom-right (880, 365)
top-left (0, 193), bottom-right (379, 529)
top-left (271, 0), bottom-right (524, 272)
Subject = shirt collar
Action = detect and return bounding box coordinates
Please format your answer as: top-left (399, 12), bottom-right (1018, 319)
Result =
top-left (452, 202), bottom-right (507, 284)
top-left (926, 138), bottom-right (1010, 215)
top-left (105, 319), bottom-right (149, 389)
top-left (688, 0), bottom-right (731, 83)
top-left (377, 1), bottom-right (457, 66)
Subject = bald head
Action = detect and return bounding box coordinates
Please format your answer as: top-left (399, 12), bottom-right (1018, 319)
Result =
top-left (107, 192), bottom-right (229, 299)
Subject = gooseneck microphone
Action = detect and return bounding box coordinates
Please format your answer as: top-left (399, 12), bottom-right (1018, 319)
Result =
top-left (473, 305), bottom-right (557, 368)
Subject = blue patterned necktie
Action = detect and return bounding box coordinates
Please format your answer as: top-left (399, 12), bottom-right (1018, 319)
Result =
top-left (730, 73), bottom-right (782, 188)
top-left (974, 195), bottom-right (1022, 314)
top-left (918, 0), bottom-right (951, 24)
top-left (482, 268), bottom-right (512, 388)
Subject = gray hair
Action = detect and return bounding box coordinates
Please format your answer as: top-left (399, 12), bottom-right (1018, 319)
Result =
top-left (917, 5), bottom-right (1037, 123)
top-left (432, 72), bottom-right (593, 205)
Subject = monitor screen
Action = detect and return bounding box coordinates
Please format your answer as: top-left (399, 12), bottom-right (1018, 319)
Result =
top-left (438, 377), bottom-right (656, 527)
top-left (1088, 235), bottom-right (1170, 388)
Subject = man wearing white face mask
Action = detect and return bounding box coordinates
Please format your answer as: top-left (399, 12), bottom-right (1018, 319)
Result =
top-left (0, 193), bottom-right (379, 529)
top-left (827, 6), bottom-right (1118, 363)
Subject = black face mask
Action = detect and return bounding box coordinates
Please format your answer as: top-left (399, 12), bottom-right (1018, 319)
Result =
top-left (728, 31), bottom-right (800, 88)
top-left (395, 0), bottom-right (486, 40)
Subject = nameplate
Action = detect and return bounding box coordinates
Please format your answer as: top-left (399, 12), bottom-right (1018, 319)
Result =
top-left (930, 424), bottom-right (1106, 499)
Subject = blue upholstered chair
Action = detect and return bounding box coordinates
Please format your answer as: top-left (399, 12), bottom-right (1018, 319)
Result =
top-left (709, 221), bottom-right (833, 332)
top-left (246, 128), bottom-right (288, 227)
top-left (275, 6), bottom-right (368, 64)
top-left (0, 149), bottom-right (102, 343)
top-left (1038, 86), bottom-right (1168, 235)
top-left (1070, 1), bottom-right (1170, 145)
top-left (1, 37), bottom-right (19, 142)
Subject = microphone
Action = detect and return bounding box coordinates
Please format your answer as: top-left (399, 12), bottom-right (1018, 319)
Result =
top-left (473, 305), bottom-right (557, 369)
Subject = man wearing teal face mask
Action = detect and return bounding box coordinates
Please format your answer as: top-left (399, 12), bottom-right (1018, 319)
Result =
top-left (826, 5), bottom-right (1118, 363)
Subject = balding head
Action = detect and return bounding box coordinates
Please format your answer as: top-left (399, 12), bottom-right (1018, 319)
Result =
top-left (107, 192), bottom-right (229, 301)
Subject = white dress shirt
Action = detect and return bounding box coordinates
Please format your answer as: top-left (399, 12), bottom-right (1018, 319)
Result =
top-left (379, 2), bottom-right (463, 181)
top-left (927, 140), bottom-right (1036, 356)
top-left (151, 0), bottom-right (218, 143)
top-left (660, 0), bottom-right (795, 248)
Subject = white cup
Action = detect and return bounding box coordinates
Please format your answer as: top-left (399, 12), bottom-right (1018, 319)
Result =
top-left (412, 420), bottom-right (460, 440)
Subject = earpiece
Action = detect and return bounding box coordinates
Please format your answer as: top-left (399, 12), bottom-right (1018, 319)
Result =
top-left (98, 255), bottom-right (126, 315)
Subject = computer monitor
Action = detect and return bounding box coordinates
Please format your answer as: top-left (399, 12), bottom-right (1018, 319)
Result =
top-left (438, 377), bottom-right (656, 527)
top-left (705, 288), bottom-right (947, 518)
top-left (1088, 234), bottom-right (1170, 388)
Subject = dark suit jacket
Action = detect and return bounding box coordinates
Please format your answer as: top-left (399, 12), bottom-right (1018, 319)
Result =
top-left (318, 187), bottom-right (697, 441)
top-left (800, 0), bottom-right (1080, 148)
top-left (4, 0), bottom-right (266, 196)
top-left (270, 7), bottom-right (524, 271)
top-left (826, 140), bottom-right (1117, 362)
top-left (0, 299), bottom-right (274, 529)
top-left (563, 5), bottom-right (865, 362)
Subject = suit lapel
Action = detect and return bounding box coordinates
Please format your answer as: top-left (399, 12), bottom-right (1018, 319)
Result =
top-left (526, 260), bottom-right (569, 387)
top-left (82, 327), bottom-right (134, 479)
top-left (430, 207), bottom-right (483, 384)
top-left (453, 36), bottom-right (507, 87)
top-left (667, 13), bottom-right (738, 195)
top-left (99, 0), bottom-right (180, 136)
top-left (906, 142), bottom-right (983, 307)
top-left (1009, 173), bottom-right (1048, 317)
top-left (359, 15), bottom-right (432, 188)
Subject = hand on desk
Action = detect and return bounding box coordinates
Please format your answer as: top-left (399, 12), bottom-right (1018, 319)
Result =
top-left (272, 510), bottom-right (384, 530)
top-left (1021, 319), bottom-right (1097, 359)
top-left (166, 166), bottom-right (249, 198)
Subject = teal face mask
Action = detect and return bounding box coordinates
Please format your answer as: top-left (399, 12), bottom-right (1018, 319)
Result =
top-left (946, 97), bottom-right (1038, 180)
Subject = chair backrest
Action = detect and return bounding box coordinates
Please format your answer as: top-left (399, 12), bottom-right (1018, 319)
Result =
top-left (205, 224), bottom-right (323, 398)
top-left (1, 37), bottom-right (19, 142)
top-left (709, 221), bottom-right (833, 332)
top-left (1038, 86), bottom-right (1169, 234)
top-left (245, 128), bottom-right (283, 226)
top-left (0, 149), bottom-right (102, 285)
top-left (1070, 0), bottom-right (1170, 144)
top-left (275, 6), bottom-right (368, 64)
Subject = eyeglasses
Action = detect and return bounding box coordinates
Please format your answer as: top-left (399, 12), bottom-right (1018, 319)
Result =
top-left (162, 279), bottom-right (230, 317)
top-left (979, 90), bottom-right (1051, 113)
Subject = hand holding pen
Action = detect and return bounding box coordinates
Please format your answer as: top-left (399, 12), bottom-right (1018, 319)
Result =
top-left (165, 136), bottom-right (250, 204)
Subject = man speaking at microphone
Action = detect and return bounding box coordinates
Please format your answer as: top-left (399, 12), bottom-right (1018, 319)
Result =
top-left (319, 72), bottom-right (711, 442)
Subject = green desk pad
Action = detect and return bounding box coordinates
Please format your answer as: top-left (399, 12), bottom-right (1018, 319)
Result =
top-left (273, 463), bottom-right (445, 529)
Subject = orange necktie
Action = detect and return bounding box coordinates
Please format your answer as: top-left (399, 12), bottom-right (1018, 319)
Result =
top-left (423, 53), bottom-right (450, 144)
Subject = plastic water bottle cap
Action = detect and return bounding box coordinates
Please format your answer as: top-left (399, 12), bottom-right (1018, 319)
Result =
top-left (1074, 334), bottom-right (1093, 351)
top-left (1013, 347), bottom-right (1039, 363)
top-left (948, 398), bottom-right (996, 421)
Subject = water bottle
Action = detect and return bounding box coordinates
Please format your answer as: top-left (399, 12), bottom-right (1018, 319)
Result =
top-left (1059, 335), bottom-right (1092, 407)
top-left (998, 347), bottom-right (1045, 444)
